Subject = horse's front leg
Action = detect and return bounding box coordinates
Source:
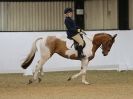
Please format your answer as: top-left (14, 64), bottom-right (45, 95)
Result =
top-left (81, 60), bottom-right (90, 85)
top-left (81, 71), bottom-right (90, 85)
top-left (68, 59), bottom-right (90, 85)
top-left (40, 66), bottom-right (44, 76)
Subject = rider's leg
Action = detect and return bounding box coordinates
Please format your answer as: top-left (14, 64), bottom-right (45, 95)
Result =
top-left (72, 34), bottom-right (85, 58)
top-left (72, 34), bottom-right (84, 46)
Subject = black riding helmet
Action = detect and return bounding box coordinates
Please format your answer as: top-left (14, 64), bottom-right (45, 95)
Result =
top-left (64, 8), bottom-right (73, 14)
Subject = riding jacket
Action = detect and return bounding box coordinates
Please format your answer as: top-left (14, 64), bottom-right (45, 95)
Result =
top-left (64, 17), bottom-right (80, 39)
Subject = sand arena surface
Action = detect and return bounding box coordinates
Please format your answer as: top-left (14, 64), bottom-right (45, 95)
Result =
top-left (0, 70), bottom-right (133, 99)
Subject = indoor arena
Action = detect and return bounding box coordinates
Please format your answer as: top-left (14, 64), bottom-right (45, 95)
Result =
top-left (0, 0), bottom-right (133, 99)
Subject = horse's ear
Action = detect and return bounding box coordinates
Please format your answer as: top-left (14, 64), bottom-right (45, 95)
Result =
top-left (112, 34), bottom-right (117, 40)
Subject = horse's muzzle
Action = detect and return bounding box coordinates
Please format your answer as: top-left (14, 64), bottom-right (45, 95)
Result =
top-left (102, 52), bottom-right (108, 56)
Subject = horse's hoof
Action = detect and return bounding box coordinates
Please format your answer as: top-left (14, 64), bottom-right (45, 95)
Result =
top-left (85, 82), bottom-right (91, 85)
top-left (38, 78), bottom-right (42, 83)
top-left (82, 81), bottom-right (91, 85)
top-left (28, 79), bottom-right (33, 84)
top-left (67, 77), bottom-right (71, 81)
top-left (41, 72), bottom-right (44, 76)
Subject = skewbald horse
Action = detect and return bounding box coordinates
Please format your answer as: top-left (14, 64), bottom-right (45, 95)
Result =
top-left (21, 33), bottom-right (117, 85)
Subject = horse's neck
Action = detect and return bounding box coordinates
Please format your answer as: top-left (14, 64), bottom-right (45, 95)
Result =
top-left (91, 34), bottom-right (104, 55)
top-left (93, 34), bottom-right (104, 46)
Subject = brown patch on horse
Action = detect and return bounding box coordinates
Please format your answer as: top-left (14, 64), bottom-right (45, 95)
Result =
top-left (69, 54), bottom-right (77, 59)
top-left (46, 36), bottom-right (78, 59)
top-left (54, 38), bottom-right (78, 59)
top-left (45, 36), bottom-right (57, 56)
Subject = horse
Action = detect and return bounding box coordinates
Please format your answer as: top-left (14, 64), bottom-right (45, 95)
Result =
top-left (21, 33), bottom-right (117, 85)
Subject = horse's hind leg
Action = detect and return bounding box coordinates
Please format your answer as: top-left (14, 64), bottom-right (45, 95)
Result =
top-left (29, 57), bottom-right (49, 84)
top-left (34, 57), bottom-right (47, 81)
top-left (37, 60), bottom-right (44, 76)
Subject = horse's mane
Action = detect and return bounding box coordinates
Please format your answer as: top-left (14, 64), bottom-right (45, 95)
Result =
top-left (95, 33), bottom-right (112, 38)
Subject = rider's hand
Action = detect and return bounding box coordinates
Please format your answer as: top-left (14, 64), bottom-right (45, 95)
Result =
top-left (77, 29), bottom-right (84, 32)
top-left (77, 29), bottom-right (81, 32)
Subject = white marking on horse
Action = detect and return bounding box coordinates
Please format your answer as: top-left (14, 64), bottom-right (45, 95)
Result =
top-left (82, 35), bottom-right (94, 57)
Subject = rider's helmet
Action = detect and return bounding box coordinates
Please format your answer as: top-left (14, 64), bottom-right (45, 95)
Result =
top-left (64, 8), bottom-right (73, 14)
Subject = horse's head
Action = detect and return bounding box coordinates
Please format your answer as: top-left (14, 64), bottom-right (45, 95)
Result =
top-left (101, 34), bottom-right (117, 56)
top-left (93, 33), bottom-right (117, 56)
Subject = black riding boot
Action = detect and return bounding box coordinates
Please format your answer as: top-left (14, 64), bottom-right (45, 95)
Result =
top-left (77, 45), bottom-right (85, 59)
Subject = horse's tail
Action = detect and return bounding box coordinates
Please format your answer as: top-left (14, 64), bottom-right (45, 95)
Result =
top-left (21, 37), bottom-right (43, 69)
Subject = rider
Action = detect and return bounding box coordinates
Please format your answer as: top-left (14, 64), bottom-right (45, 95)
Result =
top-left (64, 8), bottom-right (85, 59)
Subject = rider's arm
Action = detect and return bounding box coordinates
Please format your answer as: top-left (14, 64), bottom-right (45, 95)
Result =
top-left (65, 18), bottom-right (77, 34)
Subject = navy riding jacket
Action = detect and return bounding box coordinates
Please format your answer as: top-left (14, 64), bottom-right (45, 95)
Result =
top-left (64, 17), bottom-right (79, 39)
